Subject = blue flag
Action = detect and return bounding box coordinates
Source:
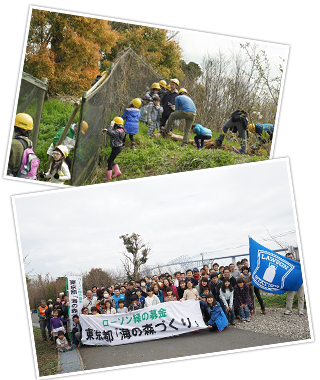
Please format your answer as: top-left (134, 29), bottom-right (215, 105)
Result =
top-left (249, 238), bottom-right (303, 294)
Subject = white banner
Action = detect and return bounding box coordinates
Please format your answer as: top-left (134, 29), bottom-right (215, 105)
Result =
top-left (67, 276), bottom-right (83, 329)
top-left (80, 300), bottom-right (207, 346)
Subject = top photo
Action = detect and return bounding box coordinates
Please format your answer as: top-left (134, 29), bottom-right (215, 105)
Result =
top-left (4, 6), bottom-right (289, 187)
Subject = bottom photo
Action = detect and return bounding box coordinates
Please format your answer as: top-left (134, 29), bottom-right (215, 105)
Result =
top-left (12, 158), bottom-right (313, 378)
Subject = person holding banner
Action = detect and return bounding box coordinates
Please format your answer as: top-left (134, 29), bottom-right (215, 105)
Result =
top-left (284, 253), bottom-right (305, 316)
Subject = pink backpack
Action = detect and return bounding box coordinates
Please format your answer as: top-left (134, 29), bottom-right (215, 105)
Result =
top-left (16, 138), bottom-right (40, 180)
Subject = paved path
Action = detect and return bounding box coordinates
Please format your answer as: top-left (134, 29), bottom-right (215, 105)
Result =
top-left (31, 312), bottom-right (83, 374)
top-left (79, 326), bottom-right (293, 371)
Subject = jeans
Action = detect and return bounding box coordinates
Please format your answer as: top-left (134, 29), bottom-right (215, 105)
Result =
top-left (216, 118), bottom-right (247, 153)
top-left (239, 305), bottom-right (250, 320)
top-left (221, 301), bottom-right (235, 324)
top-left (194, 134), bottom-right (211, 149)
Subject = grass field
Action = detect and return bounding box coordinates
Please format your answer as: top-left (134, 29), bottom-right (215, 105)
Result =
top-left (34, 99), bottom-right (270, 186)
top-left (257, 292), bottom-right (305, 309)
top-left (33, 326), bottom-right (58, 377)
top-left (86, 123), bottom-right (269, 185)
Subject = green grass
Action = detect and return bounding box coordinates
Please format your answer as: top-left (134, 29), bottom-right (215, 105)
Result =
top-left (33, 99), bottom-right (269, 185)
top-left (33, 326), bottom-right (58, 377)
top-left (256, 293), bottom-right (306, 309)
top-left (87, 123), bottom-right (268, 185)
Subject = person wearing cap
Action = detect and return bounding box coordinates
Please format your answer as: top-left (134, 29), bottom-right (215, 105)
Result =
top-left (158, 80), bottom-right (168, 100)
top-left (160, 79), bottom-right (179, 130)
top-left (40, 145), bottom-right (71, 185)
top-left (121, 98), bottom-right (142, 149)
top-left (147, 94), bottom-right (163, 136)
top-left (161, 88), bottom-right (197, 146)
top-left (193, 268), bottom-right (200, 282)
top-left (248, 123), bottom-right (274, 150)
top-left (102, 117), bottom-right (126, 181)
top-left (46, 123), bottom-right (77, 169)
top-left (192, 124), bottom-right (212, 149)
top-left (145, 82), bottom-right (161, 99)
top-left (7, 113), bottom-right (34, 177)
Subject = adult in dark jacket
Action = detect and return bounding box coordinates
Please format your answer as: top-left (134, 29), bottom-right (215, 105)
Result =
top-left (124, 282), bottom-right (136, 307)
top-left (215, 109), bottom-right (248, 154)
top-left (220, 267), bottom-right (237, 288)
top-left (160, 78), bottom-right (179, 129)
top-left (72, 315), bottom-right (82, 346)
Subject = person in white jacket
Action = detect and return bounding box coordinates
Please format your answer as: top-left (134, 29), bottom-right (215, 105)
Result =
top-left (144, 287), bottom-right (160, 307)
top-left (40, 145), bottom-right (71, 185)
top-left (219, 278), bottom-right (235, 325)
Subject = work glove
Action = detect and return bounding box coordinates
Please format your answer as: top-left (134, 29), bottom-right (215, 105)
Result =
top-left (54, 173), bottom-right (60, 179)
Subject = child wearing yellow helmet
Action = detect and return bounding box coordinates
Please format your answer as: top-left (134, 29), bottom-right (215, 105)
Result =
top-left (121, 99), bottom-right (141, 149)
top-left (102, 117), bottom-right (126, 181)
top-left (40, 145), bottom-right (71, 185)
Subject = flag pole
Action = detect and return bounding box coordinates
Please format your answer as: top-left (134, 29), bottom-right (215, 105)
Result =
top-left (248, 236), bottom-right (256, 314)
top-left (65, 275), bottom-right (72, 343)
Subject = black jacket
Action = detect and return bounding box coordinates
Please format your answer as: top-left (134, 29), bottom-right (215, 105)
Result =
top-left (161, 90), bottom-right (179, 115)
top-left (209, 279), bottom-right (223, 300)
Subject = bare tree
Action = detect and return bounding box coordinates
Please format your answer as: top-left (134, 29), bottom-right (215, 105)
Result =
top-left (119, 233), bottom-right (151, 280)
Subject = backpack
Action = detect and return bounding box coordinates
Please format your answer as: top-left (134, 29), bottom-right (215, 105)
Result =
top-left (231, 109), bottom-right (248, 129)
top-left (15, 138), bottom-right (40, 179)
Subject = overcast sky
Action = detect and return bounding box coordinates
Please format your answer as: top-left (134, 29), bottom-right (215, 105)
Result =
top-left (13, 159), bottom-right (299, 279)
top-left (175, 29), bottom-right (289, 72)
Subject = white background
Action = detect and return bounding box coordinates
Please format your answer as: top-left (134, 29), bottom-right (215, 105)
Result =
top-left (2, 1), bottom-right (318, 380)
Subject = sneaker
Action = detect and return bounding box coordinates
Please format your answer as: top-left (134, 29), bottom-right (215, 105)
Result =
top-left (241, 319), bottom-right (246, 323)
top-left (284, 310), bottom-right (292, 315)
top-left (298, 310), bottom-right (304, 316)
top-left (261, 308), bottom-right (266, 315)
top-left (246, 318), bottom-right (251, 322)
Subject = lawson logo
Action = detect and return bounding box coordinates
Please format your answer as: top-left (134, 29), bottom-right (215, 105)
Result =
top-left (252, 250), bottom-right (295, 292)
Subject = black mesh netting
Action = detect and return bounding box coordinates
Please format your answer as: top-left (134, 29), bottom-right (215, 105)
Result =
top-left (17, 73), bottom-right (47, 145)
top-left (71, 48), bottom-right (161, 186)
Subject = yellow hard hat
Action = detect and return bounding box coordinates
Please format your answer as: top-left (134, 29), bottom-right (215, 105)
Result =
top-left (132, 98), bottom-right (142, 108)
top-left (54, 145), bottom-right (68, 158)
top-left (14, 113), bottom-right (33, 130)
top-left (159, 80), bottom-right (167, 87)
top-left (248, 124), bottom-right (256, 133)
top-left (81, 121), bottom-right (89, 135)
top-left (167, 84), bottom-right (171, 90)
top-left (170, 78), bottom-right (180, 86)
top-left (151, 82), bottom-right (161, 90)
top-left (113, 117), bottom-right (124, 125)
top-left (178, 88), bottom-right (188, 94)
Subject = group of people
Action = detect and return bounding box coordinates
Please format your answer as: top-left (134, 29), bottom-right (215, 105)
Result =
top-left (8, 76), bottom-right (274, 184)
top-left (36, 254), bottom-right (304, 352)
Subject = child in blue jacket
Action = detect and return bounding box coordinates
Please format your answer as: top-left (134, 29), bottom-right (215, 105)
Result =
top-left (122, 98), bottom-right (141, 149)
top-left (192, 124), bottom-right (212, 149)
